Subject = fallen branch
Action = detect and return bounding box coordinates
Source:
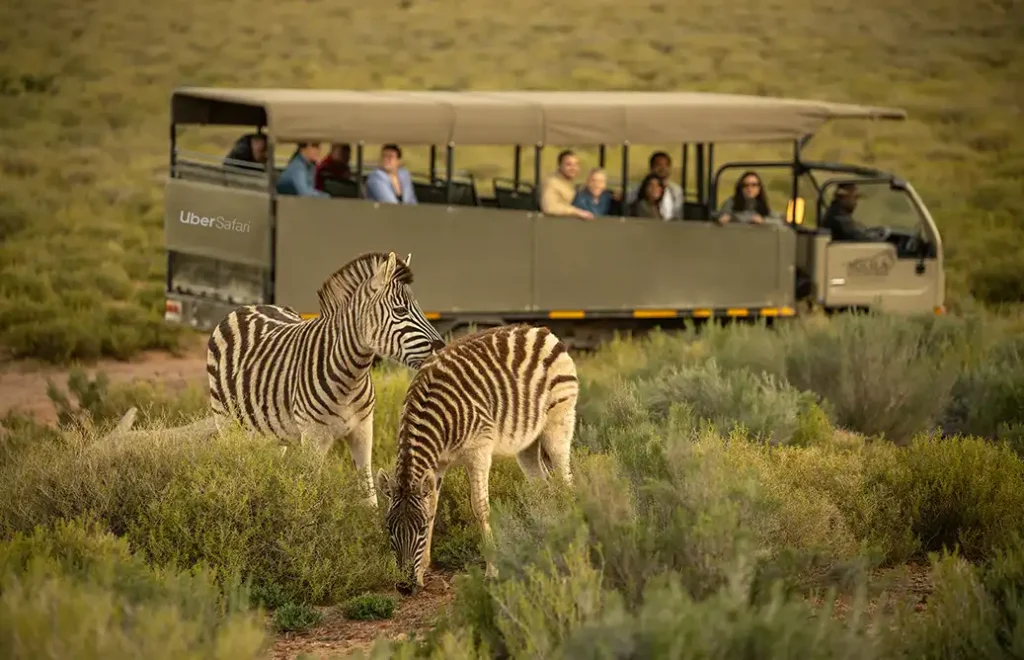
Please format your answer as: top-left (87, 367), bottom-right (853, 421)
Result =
top-left (100, 409), bottom-right (220, 444)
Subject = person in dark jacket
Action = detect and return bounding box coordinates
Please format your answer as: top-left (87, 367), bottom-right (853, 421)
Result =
top-left (223, 132), bottom-right (267, 170)
top-left (821, 183), bottom-right (872, 241)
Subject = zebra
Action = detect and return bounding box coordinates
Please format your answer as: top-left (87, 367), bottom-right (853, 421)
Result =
top-left (375, 323), bottom-right (578, 593)
top-left (206, 251), bottom-right (445, 508)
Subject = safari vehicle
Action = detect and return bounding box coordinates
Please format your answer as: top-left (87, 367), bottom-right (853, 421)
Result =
top-left (163, 88), bottom-right (946, 349)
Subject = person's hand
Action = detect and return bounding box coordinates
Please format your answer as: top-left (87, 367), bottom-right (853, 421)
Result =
top-left (717, 214), bottom-right (731, 224)
top-left (577, 209), bottom-right (594, 220)
top-left (751, 213), bottom-right (764, 224)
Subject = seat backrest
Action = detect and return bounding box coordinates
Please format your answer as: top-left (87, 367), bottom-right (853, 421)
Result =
top-left (493, 177), bottom-right (537, 211)
top-left (321, 176), bottom-right (361, 199)
top-left (683, 201), bottom-right (710, 221)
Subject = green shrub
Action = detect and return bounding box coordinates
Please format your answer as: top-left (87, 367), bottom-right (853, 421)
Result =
top-left (891, 534), bottom-right (1024, 659)
top-left (943, 334), bottom-right (1024, 440)
top-left (45, 367), bottom-right (208, 433)
top-left (634, 358), bottom-right (826, 446)
top-left (0, 516), bottom-right (268, 659)
top-left (779, 312), bottom-right (964, 444)
top-left (0, 409), bottom-right (62, 467)
top-left (876, 434), bottom-right (1024, 561)
top-left (342, 593), bottom-right (397, 621)
top-left (0, 425), bottom-right (397, 605)
top-left (273, 602), bottom-right (323, 633)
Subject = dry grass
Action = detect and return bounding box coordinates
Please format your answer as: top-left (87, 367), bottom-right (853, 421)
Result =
top-left (1, 0), bottom-right (1022, 363)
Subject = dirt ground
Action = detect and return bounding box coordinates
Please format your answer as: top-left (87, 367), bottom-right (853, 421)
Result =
top-left (269, 571), bottom-right (457, 660)
top-left (0, 336), bottom-right (210, 425)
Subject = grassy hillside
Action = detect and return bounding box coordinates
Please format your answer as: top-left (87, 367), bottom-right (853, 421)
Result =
top-left (1, 0), bottom-right (1023, 363)
top-left (2, 315), bottom-right (1023, 657)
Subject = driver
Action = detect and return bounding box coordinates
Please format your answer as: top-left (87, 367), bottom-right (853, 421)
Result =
top-left (821, 183), bottom-right (872, 241)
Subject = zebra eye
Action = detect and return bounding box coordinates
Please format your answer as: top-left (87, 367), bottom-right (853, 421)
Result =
top-left (393, 306), bottom-right (408, 315)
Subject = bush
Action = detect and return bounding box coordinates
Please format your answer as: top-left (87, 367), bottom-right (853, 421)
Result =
top-left (633, 359), bottom-right (828, 446)
top-left (273, 602), bottom-right (323, 633)
top-left (0, 516), bottom-right (268, 659)
top-left (45, 368), bottom-right (208, 433)
top-left (0, 425), bottom-right (397, 606)
top-left (342, 593), bottom-right (397, 621)
top-left (943, 333), bottom-right (1024, 441)
top-left (875, 434), bottom-right (1024, 561)
top-left (778, 312), bottom-right (964, 444)
top-left (890, 534), bottom-right (1024, 659)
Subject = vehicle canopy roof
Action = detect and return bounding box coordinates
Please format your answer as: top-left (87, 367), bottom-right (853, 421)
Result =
top-left (171, 87), bottom-right (907, 147)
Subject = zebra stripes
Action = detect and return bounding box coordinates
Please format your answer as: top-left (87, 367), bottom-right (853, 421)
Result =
top-left (376, 323), bottom-right (578, 591)
top-left (206, 251), bottom-right (445, 507)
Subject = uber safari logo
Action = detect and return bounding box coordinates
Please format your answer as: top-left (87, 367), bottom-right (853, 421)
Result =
top-left (179, 210), bottom-right (251, 233)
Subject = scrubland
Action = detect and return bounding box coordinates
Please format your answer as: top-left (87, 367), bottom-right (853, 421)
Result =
top-left (1, 0), bottom-right (1023, 362)
top-left (1, 0), bottom-right (1024, 656)
top-left (2, 313), bottom-right (1024, 658)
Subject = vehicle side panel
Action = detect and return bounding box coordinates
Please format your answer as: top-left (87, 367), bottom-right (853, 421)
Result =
top-left (164, 178), bottom-right (271, 267)
top-left (533, 216), bottom-right (795, 310)
top-left (274, 198), bottom-right (796, 315)
top-left (274, 198), bottom-right (535, 314)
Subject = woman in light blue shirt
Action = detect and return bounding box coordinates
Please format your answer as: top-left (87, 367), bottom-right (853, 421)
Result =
top-left (365, 144), bottom-right (418, 204)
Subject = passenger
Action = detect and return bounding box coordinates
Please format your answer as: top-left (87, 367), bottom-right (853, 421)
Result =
top-left (365, 144), bottom-right (417, 204)
top-left (540, 150), bottom-right (593, 219)
top-left (716, 170), bottom-right (779, 225)
top-left (223, 132), bottom-right (267, 171)
top-left (571, 168), bottom-right (614, 217)
top-left (632, 173), bottom-right (666, 219)
top-left (626, 151), bottom-right (683, 219)
top-left (315, 143), bottom-right (353, 191)
top-left (276, 142), bottom-right (330, 198)
top-left (821, 182), bottom-right (872, 241)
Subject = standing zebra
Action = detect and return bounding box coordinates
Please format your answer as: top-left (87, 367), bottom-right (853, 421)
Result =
top-left (206, 251), bottom-right (445, 508)
top-left (376, 324), bottom-right (578, 593)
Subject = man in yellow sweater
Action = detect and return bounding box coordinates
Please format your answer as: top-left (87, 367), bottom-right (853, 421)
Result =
top-left (540, 150), bottom-right (594, 220)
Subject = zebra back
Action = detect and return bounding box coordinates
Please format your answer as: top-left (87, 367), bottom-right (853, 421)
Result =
top-left (394, 324), bottom-right (577, 480)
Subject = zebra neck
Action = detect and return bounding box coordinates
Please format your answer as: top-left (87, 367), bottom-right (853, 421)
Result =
top-left (394, 428), bottom-right (441, 489)
top-left (323, 304), bottom-right (375, 380)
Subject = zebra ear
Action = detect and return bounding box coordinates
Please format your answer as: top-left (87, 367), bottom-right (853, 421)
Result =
top-left (416, 468), bottom-right (435, 497)
top-left (376, 468), bottom-right (393, 499)
top-left (368, 252), bottom-right (398, 297)
top-left (405, 253), bottom-right (412, 267)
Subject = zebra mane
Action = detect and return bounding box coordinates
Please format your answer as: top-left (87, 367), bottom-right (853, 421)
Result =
top-left (316, 252), bottom-right (414, 315)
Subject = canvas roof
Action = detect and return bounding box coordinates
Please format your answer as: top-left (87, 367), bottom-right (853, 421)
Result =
top-left (171, 87), bottom-right (907, 146)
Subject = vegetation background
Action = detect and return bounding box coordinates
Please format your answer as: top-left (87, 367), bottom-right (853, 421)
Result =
top-left (1, 0), bottom-right (1023, 657)
top-left (1, 0), bottom-right (1023, 363)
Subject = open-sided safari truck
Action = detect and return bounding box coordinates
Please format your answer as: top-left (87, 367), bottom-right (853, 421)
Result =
top-left (164, 88), bottom-right (945, 348)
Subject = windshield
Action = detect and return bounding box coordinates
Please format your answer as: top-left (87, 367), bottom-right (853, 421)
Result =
top-left (819, 179), bottom-right (923, 234)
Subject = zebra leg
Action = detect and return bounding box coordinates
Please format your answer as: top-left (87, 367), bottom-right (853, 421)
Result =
top-left (423, 468), bottom-right (445, 574)
top-left (465, 449), bottom-right (498, 580)
top-left (515, 436), bottom-right (550, 480)
top-left (344, 412), bottom-right (378, 508)
top-left (539, 396), bottom-right (577, 486)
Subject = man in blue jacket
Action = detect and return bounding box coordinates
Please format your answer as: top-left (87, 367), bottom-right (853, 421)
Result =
top-left (277, 142), bottom-right (330, 198)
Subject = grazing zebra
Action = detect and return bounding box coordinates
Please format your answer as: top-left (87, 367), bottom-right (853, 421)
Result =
top-left (376, 324), bottom-right (578, 593)
top-left (206, 251), bottom-right (445, 508)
